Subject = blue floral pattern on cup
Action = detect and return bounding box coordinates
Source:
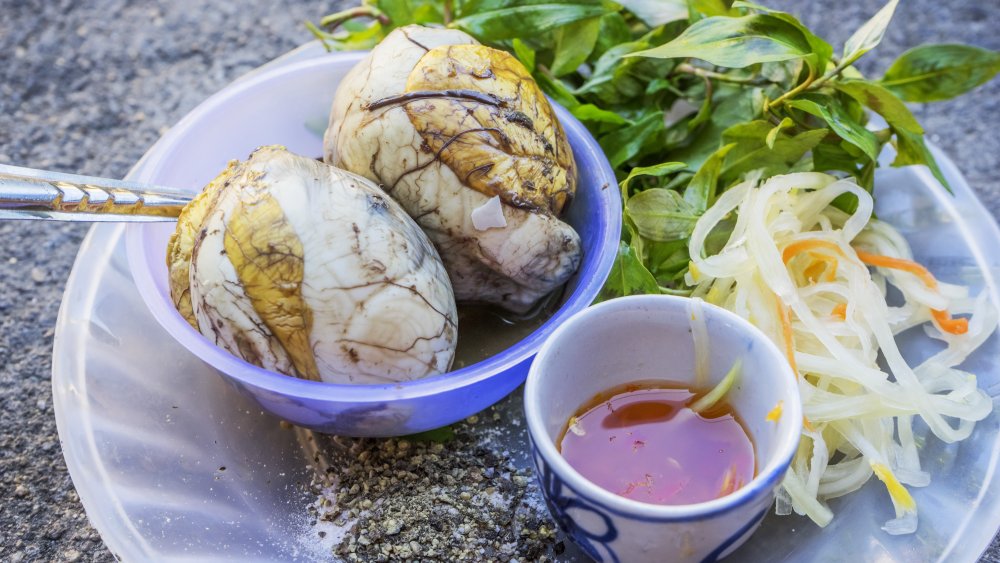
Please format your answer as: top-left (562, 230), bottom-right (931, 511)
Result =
top-left (532, 441), bottom-right (620, 563)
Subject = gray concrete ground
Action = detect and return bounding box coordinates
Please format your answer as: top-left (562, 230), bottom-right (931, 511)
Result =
top-left (0, 0), bottom-right (998, 561)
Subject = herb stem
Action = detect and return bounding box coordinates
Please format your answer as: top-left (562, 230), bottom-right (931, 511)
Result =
top-left (659, 286), bottom-right (693, 296)
top-left (443, 0), bottom-right (454, 25)
top-left (318, 5), bottom-right (387, 31)
top-left (674, 63), bottom-right (767, 86)
top-left (810, 59), bottom-right (853, 91)
top-left (766, 65), bottom-right (816, 111)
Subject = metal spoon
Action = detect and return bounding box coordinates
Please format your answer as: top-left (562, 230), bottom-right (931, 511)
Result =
top-left (0, 163), bottom-right (192, 222)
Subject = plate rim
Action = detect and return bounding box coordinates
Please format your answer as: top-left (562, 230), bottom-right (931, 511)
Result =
top-left (51, 42), bottom-right (1000, 563)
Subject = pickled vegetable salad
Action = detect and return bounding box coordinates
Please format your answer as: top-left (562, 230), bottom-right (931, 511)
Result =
top-left (686, 172), bottom-right (996, 534)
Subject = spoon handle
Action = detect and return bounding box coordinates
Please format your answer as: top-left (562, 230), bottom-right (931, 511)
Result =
top-left (0, 163), bottom-right (192, 222)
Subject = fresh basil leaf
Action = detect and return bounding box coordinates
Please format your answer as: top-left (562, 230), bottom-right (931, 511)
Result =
top-left (599, 241), bottom-right (661, 299)
top-left (576, 33), bottom-right (679, 103)
top-left (626, 188), bottom-right (700, 241)
top-left (453, 0), bottom-right (616, 41)
top-left (599, 111), bottom-right (666, 167)
top-left (812, 140), bottom-right (866, 175)
top-left (687, 88), bottom-right (713, 130)
top-left (828, 156), bottom-right (876, 214)
top-left (786, 95), bottom-right (881, 162)
top-left (621, 162), bottom-right (688, 192)
top-left (842, 0), bottom-right (898, 66)
top-left (759, 58), bottom-right (805, 85)
top-left (571, 103), bottom-right (629, 125)
top-left (644, 238), bottom-right (689, 278)
top-left (535, 71), bottom-right (581, 109)
top-left (511, 38), bottom-right (536, 72)
top-left (593, 12), bottom-right (633, 59)
top-left (731, 1), bottom-right (833, 72)
top-left (684, 143), bottom-right (734, 211)
top-left (721, 120), bottom-right (828, 179)
top-left (833, 80), bottom-right (922, 134)
top-left (690, 0), bottom-right (739, 18)
top-left (551, 17), bottom-right (602, 76)
top-left (669, 85), bottom-right (766, 171)
top-left (378, 0), bottom-right (446, 26)
top-left (629, 14), bottom-right (812, 68)
top-left (576, 41), bottom-right (648, 99)
top-left (617, 0), bottom-right (688, 26)
top-left (881, 44), bottom-right (1000, 102)
top-left (766, 117), bottom-right (794, 149)
top-left (892, 128), bottom-right (950, 191)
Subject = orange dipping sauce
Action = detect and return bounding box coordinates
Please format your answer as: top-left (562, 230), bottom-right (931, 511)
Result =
top-left (558, 381), bottom-right (756, 506)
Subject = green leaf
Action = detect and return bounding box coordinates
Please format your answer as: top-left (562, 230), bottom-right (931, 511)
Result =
top-left (644, 238), bottom-right (690, 281)
top-left (621, 162), bottom-right (688, 193)
top-left (593, 12), bottom-right (633, 59)
top-left (576, 31), bottom-right (679, 104)
top-left (766, 117), bottom-right (794, 149)
top-left (731, 1), bottom-right (833, 72)
top-left (786, 95), bottom-right (881, 162)
top-left (599, 241), bottom-right (661, 299)
top-left (842, 0), bottom-right (898, 66)
top-left (552, 17), bottom-right (602, 76)
top-left (617, 0), bottom-right (688, 26)
top-left (571, 103), bottom-right (629, 125)
top-left (833, 80), bottom-right (922, 134)
top-left (812, 140), bottom-right (867, 175)
top-left (599, 111), bottom-right (665, 167)
top-left (626, 188), bottom-right (700, 241)
top-left (688, 89), bottom-right (713, 130)
top-left (629, 14), bottom-right (812, 68)
top-left (721, 120), bottom-right (828, 179)
top-left (511, 38), bottom-right (536, 72)
top-left (534, 71), bottom-right (580, 109)
top-left (892, 128), bottom-right (950, 191)
top-left (690, 0), bottom-right (739, 17)
top-left (881, 44), bottom-right (1000, 102)
top-left (378, 0), bottom-right (446, 26)
top-left (669, 84), bottom-right (767, 171)
top-left (453, 0), bottom-right (617, 41)
top-left (575, 41), bottom-right (648, 101)
top-left (684, 143), bottom-right (734, 211)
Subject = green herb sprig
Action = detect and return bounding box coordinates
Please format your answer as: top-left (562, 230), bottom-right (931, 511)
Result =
top-left (309, 0), bottom-right (1000, 299)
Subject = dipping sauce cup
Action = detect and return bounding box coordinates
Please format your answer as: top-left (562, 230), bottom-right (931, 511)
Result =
top-left (524, 294), bottom-right (802, 562)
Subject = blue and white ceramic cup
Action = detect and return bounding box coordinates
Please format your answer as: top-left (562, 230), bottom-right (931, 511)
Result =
top-left (525, 295), bottom-right (802, 563)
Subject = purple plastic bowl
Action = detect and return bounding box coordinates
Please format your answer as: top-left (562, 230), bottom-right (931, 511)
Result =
top-left (125, 53), bottom-right (621, 437)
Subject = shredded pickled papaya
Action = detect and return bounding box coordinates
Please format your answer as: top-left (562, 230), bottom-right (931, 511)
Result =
top-left (686, 173), bottom-right (995, 534)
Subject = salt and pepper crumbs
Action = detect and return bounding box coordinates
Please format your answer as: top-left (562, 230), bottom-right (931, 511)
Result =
top-left (307, 396), bottom-right (565, 562)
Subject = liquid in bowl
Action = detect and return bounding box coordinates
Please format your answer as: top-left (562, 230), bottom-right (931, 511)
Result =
top-left (558, 380), bottom-right (756, 506)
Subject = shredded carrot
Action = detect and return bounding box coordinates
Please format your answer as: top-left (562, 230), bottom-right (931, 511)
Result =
top-left (931, 309), bottom-right (969, 335)
top-left (854, 249), bottom-right (969, 335)
top-left (774, 296), bottom-right (798, 377)
top-left (854, 249), bottom-right (938, 288)
top-left (782, 239), bottom-right (845, 263)
top-left (831, 303), bottom-right (847, 320)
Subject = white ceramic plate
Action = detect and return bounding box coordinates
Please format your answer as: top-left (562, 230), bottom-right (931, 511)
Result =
top-left (52, 43), bottom-right (1000, 562)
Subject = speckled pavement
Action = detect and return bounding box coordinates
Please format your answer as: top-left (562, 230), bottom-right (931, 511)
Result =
top-left (0, 1), bottom-right (998, 561)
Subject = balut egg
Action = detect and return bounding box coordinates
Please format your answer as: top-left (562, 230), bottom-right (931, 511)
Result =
top-left (166, 145), bottom-right (458, 384)
top-left (324, 25), bottom-right (582, 314)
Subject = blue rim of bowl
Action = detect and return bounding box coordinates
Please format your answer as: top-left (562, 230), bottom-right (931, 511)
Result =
top-left (523, 294), bottom-right (803, 522)
top-left (125, 54), bottom-right (623, 403)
